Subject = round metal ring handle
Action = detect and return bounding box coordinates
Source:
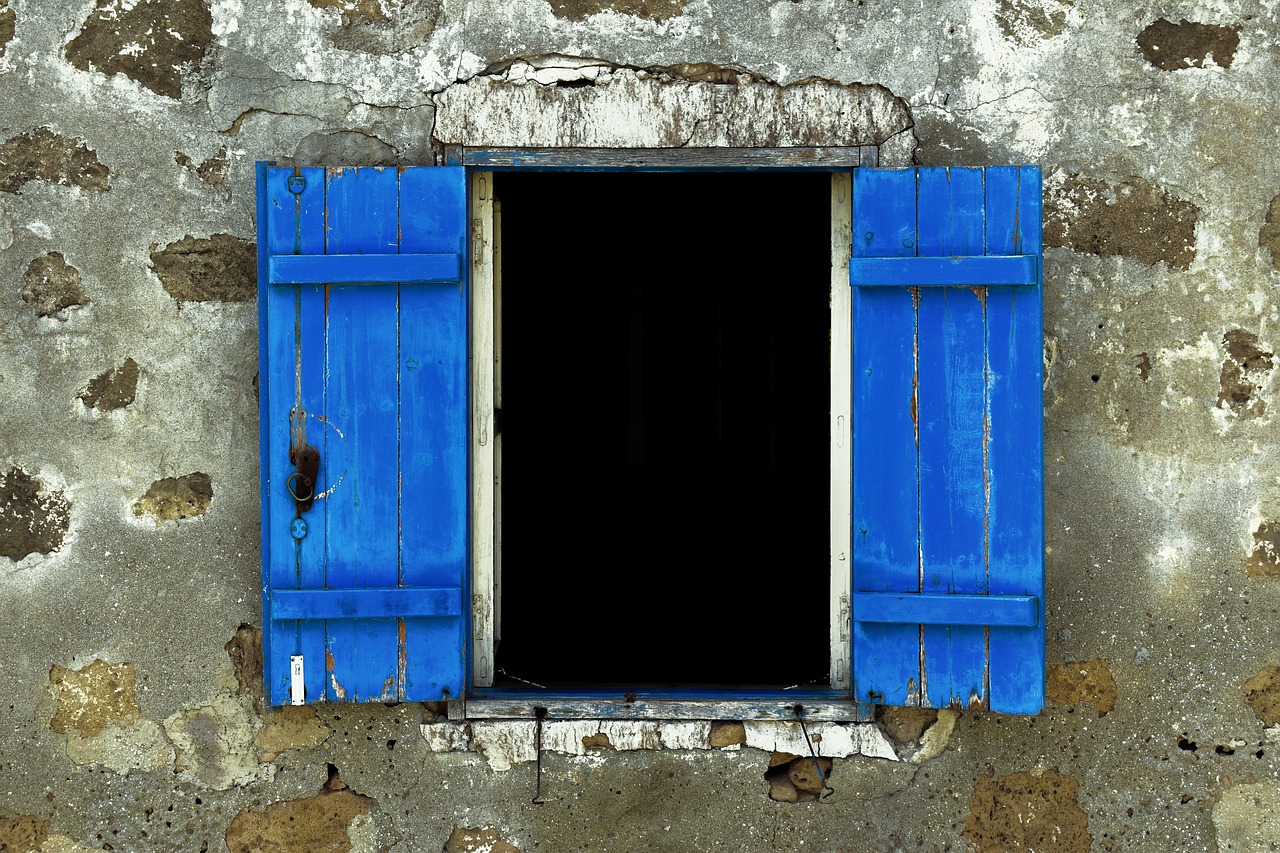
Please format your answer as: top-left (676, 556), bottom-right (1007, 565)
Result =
top-left (286, 471), bottom-right (314, 502)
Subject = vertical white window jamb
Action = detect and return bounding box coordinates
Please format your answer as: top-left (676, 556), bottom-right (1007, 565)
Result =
top-left (471, 170), bottom-right (496, 688)
top-left (829, 172), bottom-right (854, 691)
top-left (493, 196), bottom-right (504, 652)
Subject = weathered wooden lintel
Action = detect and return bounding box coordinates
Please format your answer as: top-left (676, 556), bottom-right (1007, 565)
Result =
top-left (443, 146), bottom-right (880, 171)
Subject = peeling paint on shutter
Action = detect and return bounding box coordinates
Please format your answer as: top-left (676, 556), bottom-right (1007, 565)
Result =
top-left (257, 164), bottom-right (468, 705)
top-left (850, 166), bottom-right (1044, 715)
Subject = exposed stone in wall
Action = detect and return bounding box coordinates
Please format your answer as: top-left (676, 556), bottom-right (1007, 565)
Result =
top-left (1241, 666), bottom-right (1280, 726)
top-left (0, 128), bottom-right (110, 194)
top-left (0, 467), bottom-right (71, 562)
top-left (49, 659), bottom-right (172, 773)
top-left (709, 721), bottom-right (745, 747)
top-left (1217, 329), bottom-right (1273, 418)
top-left (0, 816), bottom-right (49, 852)
top-left (35, 835), bottom-right (95, 853)
top-left (908, 709), bottom-right (958, 765)
top-left (1248, 522), bottom-right (1280, 578)
top-left (549, 0), bottom-right (684, 23)
top-left (175, 148), bottom-right (229, 186)
top-left (65, 0), bottom-right (214, 100)
top-left (1043, 173), bottom-right (1198, 269)
top-left (766, 756), bottom-right (833, 802)
top-left (1046, 658), bottom-right (1117, 716)
top-left (150, 234), bottom-right (255, 305)
top-left (1212, 781), bottom-right (1280, 853)
top-left (256, 705), bottom-right (332, 762)
top-left (434, 60), bottom-right (913, 150)
top-left (76, 358), bottom-right (139, 412)
top-left (225, 624), bottom-right (264, 705)
top-left (164, 694), bottom-right (263, 790)
top-left (877, 706), bottom-right (938, 746)
top-left (131, 472), bottom-right (213, 523)
top-left (1136, 18), bottom-right (1241, 71)
top-left (995, 0), bottom-right (1073, 47)
top-left (963, 769), bottom-right (1090, 853)
top-left (0, 1), bottom-right (14, 59)
top-left (22, 253), bottom-right (89, 318)
top-left (308, 0), bottom-right (441, 55)
top-left (49, 660), bottom-right (140, 737)
top-left (443, 826), bottom-right (521, 853)
top-left (64, 718), bottom-right (173, 774)
top-left (224, 774), bottom-right (372, 853)
top-left (1261, 196), bottom-right (1280, 270)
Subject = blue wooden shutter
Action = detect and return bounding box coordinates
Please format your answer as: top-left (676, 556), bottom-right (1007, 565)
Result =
top-left (850, 166), bottom-right (1044, 714)
top-left (257, 164), bottom-right (468, 705)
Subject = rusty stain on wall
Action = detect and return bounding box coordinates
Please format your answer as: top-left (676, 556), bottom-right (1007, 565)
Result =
top-left (22, 252), bottom-right (89, 318)
top-left (1046, 658), bottom-right (1118, 716)
top-left (0, 127), bottom-right (110, 194)
top-left (963, 768), bottom-right (1091, 853)
top-left (49, 660), bottom-right (141, 737)
top-left (150, 234), bottom-right (256, 305)
top-left (0, 467), bottom-right (71, 562)
top-left (1136, 18), bottom-right (1241, 71)
top-left (77, 358), bottom-right (139, 412)
top-left (1043, 173), bottom-right (1198, 269)
top-left (131, 472), bottom-right (213, 523)
top-left (65, 0), bottom-right (214, 99)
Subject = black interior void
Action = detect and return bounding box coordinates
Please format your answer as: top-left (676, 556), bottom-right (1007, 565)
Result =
top-left (493, 171), bottom-right (831, 690)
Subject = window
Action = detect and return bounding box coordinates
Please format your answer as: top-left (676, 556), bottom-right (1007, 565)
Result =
top-left (256, 160), bottom-right (1045, 717)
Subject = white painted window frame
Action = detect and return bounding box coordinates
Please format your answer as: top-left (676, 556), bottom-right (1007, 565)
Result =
top-left (468, 169), bottom-right (856, 719)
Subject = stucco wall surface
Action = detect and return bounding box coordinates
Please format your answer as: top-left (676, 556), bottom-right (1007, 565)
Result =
top-left (2, 0), bottom-right (1280, 850)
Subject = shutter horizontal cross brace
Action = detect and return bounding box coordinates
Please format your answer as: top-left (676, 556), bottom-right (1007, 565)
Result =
top-left (850, 255), bottom-right (1039, 287)
top-left (268, 253), bottom-right (462, 285)
top-left (272, 587), bottom-right (463, 620)
top-left (852, 592), bottom-right (1039, 628)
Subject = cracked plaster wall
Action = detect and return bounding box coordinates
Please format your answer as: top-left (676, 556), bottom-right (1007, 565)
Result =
top-left (1, 0), bottom-right (1280, 850)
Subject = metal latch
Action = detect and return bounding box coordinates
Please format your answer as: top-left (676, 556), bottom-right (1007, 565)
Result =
top-left (287, 443), bottom-right (321, 514)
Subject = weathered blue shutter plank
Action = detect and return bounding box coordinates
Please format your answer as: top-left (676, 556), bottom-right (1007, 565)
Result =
top-left (851, 168), bottom-right (923, 706)
top-left (258, 164), bottom-right (468, 706)
top-left (399, 167), bottom-right (468, 701)
top-left (850, 166), bottom-right (1044, 715)
top-left (323, 167), bottom-right (403, 702)
top-left (916, 168), bottom-right (989, 710)
top-left (985, 166), bottom-right (1045, 714)
top-left (262, 166), bottom-right (329, 706)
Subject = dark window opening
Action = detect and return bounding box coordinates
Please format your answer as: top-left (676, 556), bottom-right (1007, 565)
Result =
top-left (493, 171), bottom-right (831, 689)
